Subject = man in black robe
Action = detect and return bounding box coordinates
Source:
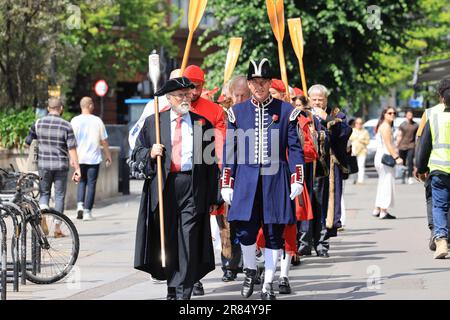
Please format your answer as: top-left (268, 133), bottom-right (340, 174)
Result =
top-left (131, 76), bottom-right (221, 300)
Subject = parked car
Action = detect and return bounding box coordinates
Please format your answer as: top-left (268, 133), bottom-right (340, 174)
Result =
top-left (363, 117), bottom-right (421, 167)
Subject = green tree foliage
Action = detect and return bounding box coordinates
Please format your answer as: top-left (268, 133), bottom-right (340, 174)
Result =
top-left (0, 0), bottom-right (179, 110)
top-left (200, 0), bottom-right (449, 112)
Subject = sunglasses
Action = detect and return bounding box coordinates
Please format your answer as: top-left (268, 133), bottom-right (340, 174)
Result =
top-left (386, 111), bottom-right (397, 115)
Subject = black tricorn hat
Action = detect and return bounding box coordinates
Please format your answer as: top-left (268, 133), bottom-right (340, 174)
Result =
top-left (154, 76), bottom-right (195, 97)
top-left (247, 58), bottom-right (272, 80)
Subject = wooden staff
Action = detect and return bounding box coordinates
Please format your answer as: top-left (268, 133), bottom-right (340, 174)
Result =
top-left (180, 0), bottom-right (208, 73)
top-left (288, 18), bottom-right (308, 98)
top-left (148, 53), bottom-right (166, 268)
top-left (266, 0), bottom-right (289, 100)
top-left (223, 37), bottom-right (242, 85)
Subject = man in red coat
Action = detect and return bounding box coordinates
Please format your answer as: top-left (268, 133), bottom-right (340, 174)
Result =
top-left (183, 65), bottom-right (226, 296)
top-left (183, 65), bottom-right (226, 165)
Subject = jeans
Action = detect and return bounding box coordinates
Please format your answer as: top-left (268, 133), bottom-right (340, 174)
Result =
top-left (38, 169), bottom-right (68, 214)
top-left (431, 174), bottom-right (450, 240)
top-left (77, 164), bottom-right (100, 210)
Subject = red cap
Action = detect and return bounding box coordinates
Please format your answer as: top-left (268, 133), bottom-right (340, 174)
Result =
top-left (183, 65), bottom-right (205, 84)
top-left (271, 79), bottom-right (286, 93)
top-left (293, 87), bottom-right (305, 97)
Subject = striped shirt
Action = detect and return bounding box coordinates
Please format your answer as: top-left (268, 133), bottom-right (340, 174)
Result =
top-left (25, 114), bottom-right (77, 171)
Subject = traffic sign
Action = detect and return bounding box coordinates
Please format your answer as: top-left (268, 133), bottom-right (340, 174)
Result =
top-left (95, 80), bottom-right (108, 97)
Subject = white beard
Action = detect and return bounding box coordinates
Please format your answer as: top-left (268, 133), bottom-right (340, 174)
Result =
top-left (172, 102), bottom-right (190, 115)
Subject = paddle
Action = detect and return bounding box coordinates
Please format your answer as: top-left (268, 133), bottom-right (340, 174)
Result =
top-left (288, 18), bottom-right (308, 98)
top-left (180, 0), bottom-right (208, 73)
top-left (148, 52), bottom-right (166, 268)
top-left (223, 37), bottom-right (242, 85)
top-left (266, 0), bottom-right (289, 100)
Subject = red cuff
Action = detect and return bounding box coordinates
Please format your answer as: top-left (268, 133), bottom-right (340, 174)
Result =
top-left (221, 167), bottom-right (234, 188)
top-left (291, 165), bottom-right (304, 184)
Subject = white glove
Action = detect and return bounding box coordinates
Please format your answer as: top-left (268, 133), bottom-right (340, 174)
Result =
top-left (289, 183), bottom-right (304, 200)
top-left (221, 188), bottom-right (234, 205)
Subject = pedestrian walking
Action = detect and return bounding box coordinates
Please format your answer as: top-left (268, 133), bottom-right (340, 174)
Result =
top-left (132, 77), bottom-right (221, 300)
top-left (349, 118), bottom-right (370, 184)
top-left (182, 64), bottom-right (227, 296)
top-left (221, 58), bottom-right (305, 300)
top-left (415, 78), bottom-right (450, 252)
top-left (71, 97), bottom-right (112, 221)
top-left (415, 84), bottom-right (450, 259)
top-left (25, 98), bottom-right (81, 237)
top-left (398, 109), bottom-right (419, 184)
top-left (372, 106), bottom-right (403, 219)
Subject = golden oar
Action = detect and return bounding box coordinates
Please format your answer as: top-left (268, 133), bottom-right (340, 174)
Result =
top-left (266, 0), bottom-right (289, 100)
top-left (223, 37), bottom-right (242, 85)
top-left (288, 18), bottom-right (308, 97)
top-left (180, 0), bottom-right (208, 73)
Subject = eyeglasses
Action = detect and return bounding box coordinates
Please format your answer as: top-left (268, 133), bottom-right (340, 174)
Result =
top-left (386, 112), bottom-right (397, 115)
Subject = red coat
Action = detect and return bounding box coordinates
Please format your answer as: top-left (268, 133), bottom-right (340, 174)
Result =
top-left (190, 97), bottom-right (226, 166)
top-left (191, 97), bottom-right (226, 216)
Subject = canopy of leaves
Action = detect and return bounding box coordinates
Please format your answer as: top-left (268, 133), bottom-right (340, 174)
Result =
top-left (200, 0), bottom-right (449, 112)
top-left (0, 0), bottom-right (179, 110)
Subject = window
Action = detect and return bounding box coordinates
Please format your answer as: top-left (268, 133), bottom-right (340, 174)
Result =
top-left (172, 0), bottom-right (216, 29)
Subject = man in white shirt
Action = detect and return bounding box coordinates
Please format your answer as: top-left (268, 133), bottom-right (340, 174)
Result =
top-left (71, 97), bottom-right (112, 221)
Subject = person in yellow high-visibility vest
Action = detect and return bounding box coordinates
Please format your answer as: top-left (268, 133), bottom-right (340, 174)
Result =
top-left (415, 85), bottom-right (450, 259)
top-left (414, 79), bottom-right (450, 251)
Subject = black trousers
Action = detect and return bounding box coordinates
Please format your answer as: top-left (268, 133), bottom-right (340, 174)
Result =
top-left (164, 172), bottom-right (199, 300)
top-left (399, 149), bottom-right (414, 178)
top-left (298, 163), bottom-right (330, 253)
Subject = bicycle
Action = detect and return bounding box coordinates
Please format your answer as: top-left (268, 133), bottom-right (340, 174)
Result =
top-left (0, 169), bottom-right (80, 284)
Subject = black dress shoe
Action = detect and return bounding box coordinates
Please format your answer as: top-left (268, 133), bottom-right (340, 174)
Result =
top-left (260, 283), bottom-right (276, 300)
top-left (222, 270), bottom-right (236, 282)
top-left (166, 287), bottom-right (176, 300)
top-left (429, 237), bottom-right (436, 251)
top-left (298, 247), bottom-right (312, 256)
top-left (317, 250), bottom-right (329, 258)
top-left (241, 269), bottom-right (256, 298)
top-left (380, 213), bottom-right (396, 219)
top-left (291, 254), bottom-right (301, 266)
top-left (278, 277), bottom-right (291, 294)
top-left (192, 281), bottom-right (204, 296)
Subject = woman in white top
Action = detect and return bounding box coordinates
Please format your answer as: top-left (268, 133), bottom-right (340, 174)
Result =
top-left (373, 106), bottom-right (403, 219)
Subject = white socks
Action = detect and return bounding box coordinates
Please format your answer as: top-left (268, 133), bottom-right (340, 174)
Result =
top-left (280, 251), bottom-right (291, 279)
top-left (241, 243), bottom-right (257, 271)
top-left (263, 248), bottom-right (280, 291)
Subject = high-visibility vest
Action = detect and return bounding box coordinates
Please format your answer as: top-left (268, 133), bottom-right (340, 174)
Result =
top-left (428, 110), bottom-right (450, 174)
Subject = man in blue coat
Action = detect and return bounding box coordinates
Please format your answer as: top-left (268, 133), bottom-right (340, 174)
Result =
top-left (221, 58), bottom-right (305, 300)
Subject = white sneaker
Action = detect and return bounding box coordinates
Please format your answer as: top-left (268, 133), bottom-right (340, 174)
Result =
top-left (408, 177), bottom-right (414, 185)
top-left (83, 209), bottom-right (94, 221)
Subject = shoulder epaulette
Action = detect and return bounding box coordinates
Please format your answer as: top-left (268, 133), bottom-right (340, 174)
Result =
top-left (289, 108), bottom-right (302, 122)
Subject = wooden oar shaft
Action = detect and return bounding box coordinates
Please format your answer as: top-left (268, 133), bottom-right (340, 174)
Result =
top-left (277, 42), bottom-right (289, 101)
top-left (180, 31), bottom-right (194, 74)
top-left (298, 58), bottom-right (308, 98)
top-left (153, 97), bottom-right (166, 267)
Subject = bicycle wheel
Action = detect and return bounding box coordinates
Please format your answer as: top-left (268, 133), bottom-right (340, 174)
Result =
top-left (25, 209), bottom-right (79, 284)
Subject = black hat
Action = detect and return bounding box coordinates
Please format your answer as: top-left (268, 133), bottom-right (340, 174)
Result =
top-left (247, 58), bottom-right (272, 80)
top-left (154, 76), bottom-right (195, 97)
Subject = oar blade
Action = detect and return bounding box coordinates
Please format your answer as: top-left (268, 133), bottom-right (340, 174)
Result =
top-left (266, 0), bottom-right (285, 42)
top-left (223, 37), bottom-right (243, 84)
top-left (188, 0), bottom-right (208, 32)
top-left (288, 18), bottom-right (303, 59)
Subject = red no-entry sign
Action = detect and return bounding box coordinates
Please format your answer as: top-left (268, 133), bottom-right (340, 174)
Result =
top-left (94, 80), bottom-right (108, 97)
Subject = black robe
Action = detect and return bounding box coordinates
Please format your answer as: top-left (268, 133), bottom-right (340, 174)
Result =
top-left (132, 110), bottom-right (220, 281)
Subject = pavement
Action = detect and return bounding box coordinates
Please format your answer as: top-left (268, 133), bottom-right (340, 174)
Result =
top-left (5, 170), bottom-right (450, 300)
